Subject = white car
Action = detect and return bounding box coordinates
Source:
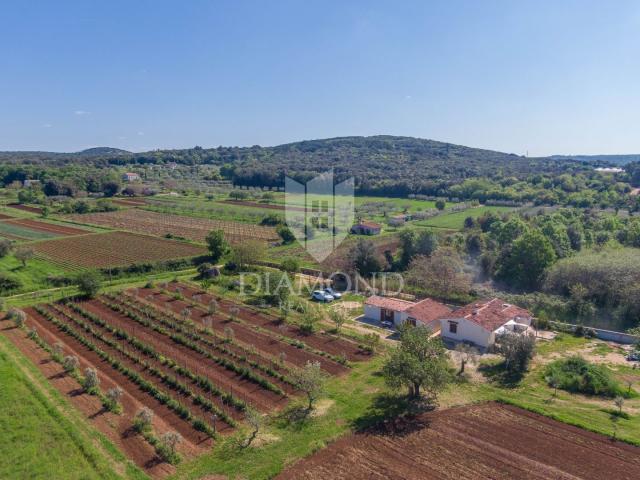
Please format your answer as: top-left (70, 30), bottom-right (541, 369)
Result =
top-left (381, 320), bottom-right (394, 329)
top-left (312, 290), bottom-right (334, 302)
top-left (324, 287), bottom-right (342, 299)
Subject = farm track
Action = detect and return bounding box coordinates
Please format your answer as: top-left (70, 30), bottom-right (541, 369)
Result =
top-left (24, 305), bottom-right (211, 446)
top-left (31, 231), bottom-right (206, 269)
top-left (64, 208), bottom-right (278, 244)
top-left (277, 402), bottom-right (640, 480)
top-left (82, 298), bottom-right (287, 412)
top-left (133, 287), bottom-right (349, 375)
top-left (0, 319), bottom-right (175, 479)
top-left (165, 283), bottom-right (367, 362)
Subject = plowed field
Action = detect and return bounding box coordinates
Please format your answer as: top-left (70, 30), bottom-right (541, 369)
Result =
top-left (65, 209), bottom-right (278, 244)
top-left (277, 402), bottom-right (640, 480)
top-left (31, 231), bottom-right (206, 269)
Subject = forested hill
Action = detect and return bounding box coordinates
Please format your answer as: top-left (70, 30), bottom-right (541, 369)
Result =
top-left (0, 136), bottom-right (612, 195)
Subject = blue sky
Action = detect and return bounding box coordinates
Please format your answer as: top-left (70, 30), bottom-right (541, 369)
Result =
top-left (1, 0), bottom-right (640, 156)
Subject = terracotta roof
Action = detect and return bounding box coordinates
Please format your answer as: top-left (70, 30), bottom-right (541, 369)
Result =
top-left (355, 221), bottom-right (382, 229)
top-left (365, 295), bottom-right (414, 312)
top-left (406, 298), bottom-right (452, 323)
top-left (442, 298), bottom-right (532, 332)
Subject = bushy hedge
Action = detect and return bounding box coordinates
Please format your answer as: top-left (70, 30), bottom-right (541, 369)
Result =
top-left (544, 356), bottom-right (631, 398)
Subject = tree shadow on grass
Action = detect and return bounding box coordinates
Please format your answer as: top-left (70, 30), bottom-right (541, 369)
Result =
top-left (478, 361), bottom-right (525, 388)
top-left (350, 393), bottom-right (435, 436)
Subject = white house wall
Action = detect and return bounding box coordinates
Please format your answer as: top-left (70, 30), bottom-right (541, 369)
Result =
top-left (364, 305), bottom-right (381, 322)
top-left (440, 317), bottom-right (492, 349)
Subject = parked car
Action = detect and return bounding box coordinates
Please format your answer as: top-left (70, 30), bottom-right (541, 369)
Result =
top-left (324, 287), bottom-right (342, 299)
top-left (627, 351), bottom-right (640, 362)
top-left (312, 290), bottom-right (334, 302)
top-left (381, 320), bottom-right (394, 329)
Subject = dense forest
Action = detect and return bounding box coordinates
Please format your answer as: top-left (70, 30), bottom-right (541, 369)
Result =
top-left (1, 136), bottom-right (634, 204)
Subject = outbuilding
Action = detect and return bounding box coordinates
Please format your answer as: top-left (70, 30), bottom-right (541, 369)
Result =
top-left (364, 295), bottom-right (451, 331)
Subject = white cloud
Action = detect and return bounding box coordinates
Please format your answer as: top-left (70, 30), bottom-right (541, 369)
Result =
top-left (42, 123), bottom-right (52, 128)
top-left (117, 136), bottom-right (127, 140)
top-left (74, 110), bottom-right (90, 116)
top-left (137, 131), bottom-right (144, 136)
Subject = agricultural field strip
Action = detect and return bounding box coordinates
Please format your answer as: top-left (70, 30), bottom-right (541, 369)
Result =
top-left (165, 282), bottom-right (363, 364)
top-left (35, 302), bottom-right (226, 436)
top-left (277, 403), bottom-right (640, 480)
top-left (109, 292), bottom-right (296, 388)
top-left (4, 218), bottom-right (89, 236)
top-left (64, 209), bottom-right (278, 243)
top-left (138, 285), bottom-right (350, 372)
top-left (98, 293), bottom-right (292, 399)
top-left (31, 231), bottom-right (206, 269)
top-left (50, 301), bottom-right (245, 426)
top-left (27, 304), bottom-right (213, 445)
top-left (124, 288), bottom-right (345, 377)
top-left (0, 219), bottom-right (60, 240)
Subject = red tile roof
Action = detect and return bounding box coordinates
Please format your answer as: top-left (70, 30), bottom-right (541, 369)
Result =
top-left (442, 298), bottom-right (532, 332)
top-left (406, 298), bottom-right (452, 324)
top-left (356, 220), bottom-right (382, 229)
top-left (365, 295), bottom-right (414, 312)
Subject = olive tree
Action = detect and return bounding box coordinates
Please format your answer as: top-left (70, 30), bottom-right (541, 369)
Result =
top-left (382, 325), bottom-right (453, 400)
top-left (290, 361), bottom-right (328, 412)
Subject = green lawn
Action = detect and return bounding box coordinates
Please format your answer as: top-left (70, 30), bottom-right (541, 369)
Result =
top-left (0, 335), bottom-right (144, 480)
top-left (414, 206), bottom-right (515, 230)
top-left (0, 255), bottom-right (70, 295)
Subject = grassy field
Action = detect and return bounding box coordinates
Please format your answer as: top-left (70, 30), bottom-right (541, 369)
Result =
top-left (0, 220), bottom-right (59, 240)
top-left (0, 255), bottom-right (71, 295)
top-left (0, 335), bottom-right (144, 480)
top-left (414, 205), bottom-right (515, 230)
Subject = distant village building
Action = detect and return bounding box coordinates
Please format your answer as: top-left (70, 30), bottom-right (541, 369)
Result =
top-left (122, 172), bottom-right (140, 182)
top-left (23, 179), bottom-right (41, 187)
top-left (351, 220), bottom-right (382, 235)
top-left (594, 167), bottom-right (624, 173)
top-left (364, 296), bottom-right (451, 331)
top-left (439, 298), bottom-right (533, 351)
top-left (167, 162), bottom-right (178, 170)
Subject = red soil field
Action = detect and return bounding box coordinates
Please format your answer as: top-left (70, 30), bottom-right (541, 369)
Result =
top-left (163, 282), bottom-right (369, 362)
top-left (1, 315), bottom-right (180, 478)
top-left (7, 203), bottom-right (43, 214)
top-left (64, 208), bottom-right (279, 244)
top-left (31, 231), bottom-right (206, 268)
top-left (277, 402), bottom-right (640, 480)
top-left (131, 287), bottom-right (349, 375)
top-left (5, 218), bottom-right (88, 236)
top-left (112, 198), bottom-right (148, 207)
top-left (0, 213), bottom-right (13, 220)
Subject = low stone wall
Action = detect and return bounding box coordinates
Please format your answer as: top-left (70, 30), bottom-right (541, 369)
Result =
top-left (549, 321), bottom-right (640, 345)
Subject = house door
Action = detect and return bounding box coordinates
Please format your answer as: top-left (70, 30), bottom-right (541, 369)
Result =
top-left (380, 308), bottom-right (394, 323)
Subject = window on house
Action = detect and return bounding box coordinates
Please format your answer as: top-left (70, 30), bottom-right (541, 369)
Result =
top-left (449, 321), bottom-right (458, 334)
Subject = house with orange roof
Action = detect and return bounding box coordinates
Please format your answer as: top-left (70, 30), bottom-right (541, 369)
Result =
top-left (438, 298), bottom-right (533, 351)
top-left (364, 295), bottom-right (451, 331)
top-left (351, 220), bottom-right (382, 235)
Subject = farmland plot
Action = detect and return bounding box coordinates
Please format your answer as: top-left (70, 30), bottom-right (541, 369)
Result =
top-left (65, 209), bottom-right (279, 243)
top-left (278, 402), bottom-right (640, 480)
top-left (31, 231), bottom-right (206, 269)
top-left (3, 287), bottom-right (363, 476)
top-left (4, 218), bottom-right (88, 236)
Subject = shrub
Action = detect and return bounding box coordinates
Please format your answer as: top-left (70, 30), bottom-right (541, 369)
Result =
top-left (83, 367), bottom-right (100, 394)
top-left (7, 308), bottom-right (26, 328)
top-left (0, 273), bottom-right (22, 294)
top-left (544, 356), bottom-right (629, 398)
top-left (157, 431), bottom-right (182, 464)
top-left (133, 407), bottom-right (154, 433)
top-left (105, 386), bottom-right (124, 412)
top-left (76, 271), bottom-right (102, 298)
top-left (63, 355), bottom-right (80, 373)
